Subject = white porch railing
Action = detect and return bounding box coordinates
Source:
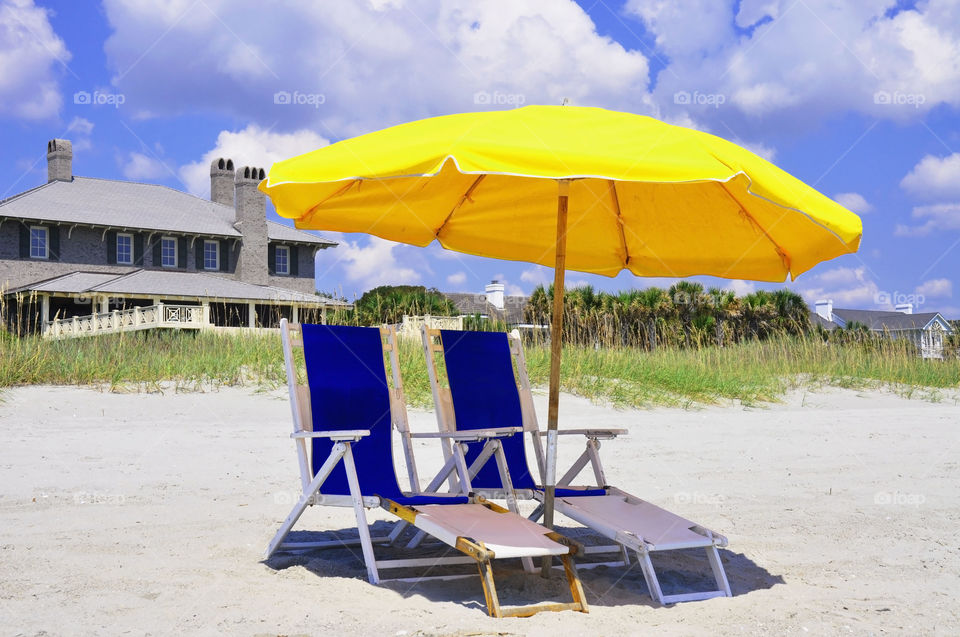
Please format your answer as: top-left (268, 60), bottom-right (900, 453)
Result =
top-left (43, 303), bottom-right (208, 339)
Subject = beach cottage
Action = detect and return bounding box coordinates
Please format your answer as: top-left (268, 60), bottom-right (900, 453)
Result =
top-left (0, 139), bottom-right (347, 335)
top-left (812, 299), bottom-right (954, 359)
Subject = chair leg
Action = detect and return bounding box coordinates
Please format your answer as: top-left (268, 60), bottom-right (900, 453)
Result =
top-left (477, 559), bottom-right (503, 618)
top-left (637, 549), bottom-right (665, 605)
top-left (706, 546), bottom-right (732, 597)
top-left (342, 444), bottom-right (380, 584)
top-left (265, 442), bottom-right (348, 558)
top-left (560, 555), bottom-right (589, 613)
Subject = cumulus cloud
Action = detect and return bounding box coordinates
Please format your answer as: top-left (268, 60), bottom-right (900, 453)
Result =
top-left (446, 271), bottom-right (467, 287)
top-left (894, 203), bottom-right (960, 237)
top-left (833, 192), bottom-right (873, 214)
top-left (629, 0), bottom-right (960, 130)
top-left (179, 124), bottom-right (329, 196)
top-left (726, 279), bottom-right (756, 296)
top-left (795, 266), bottom-right (882, 307)
top-left (520, 265), bottom-right (552, 287)
top-left (0, 0), bottom-right (70, 119)
top-left (321, 236), bottom-right (421, 291)
top-left (65, 116), bottom-right (94, 152)
top-left (121, 151), bottom-right (170, 180)
top-left (900, 153), bottom-right (960, 200)
top-left (915, 278), bottom-right (952, 299)
top-left (102, 0), bottom-right (651, 135)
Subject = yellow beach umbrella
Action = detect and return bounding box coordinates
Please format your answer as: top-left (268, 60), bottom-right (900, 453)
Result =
top-left (260, 105), bottom-right (862, 551)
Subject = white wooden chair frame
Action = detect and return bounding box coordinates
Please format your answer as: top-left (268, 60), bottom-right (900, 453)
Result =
top-left (421, 326), bottom-right (732, 605)
top-left (265, 319), bottom-right (588, 618)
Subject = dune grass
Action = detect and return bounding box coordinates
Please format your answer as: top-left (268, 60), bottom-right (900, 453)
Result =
top-left (1, 330), bottom-right (957, 407)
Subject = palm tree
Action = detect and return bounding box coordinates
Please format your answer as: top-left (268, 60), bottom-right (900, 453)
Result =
top-left (668, 281), bottom-right (706, 347)
top-left (740, 291), bottom-right (776, 340)
top-left (707, 287), bottom-right (739, 346)
top-left (770, 289), bottom-right (810, 336)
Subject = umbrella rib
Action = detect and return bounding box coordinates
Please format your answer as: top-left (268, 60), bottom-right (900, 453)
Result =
top-left (435, 174), bottom-right (486, 239)
top-left (608, 180), bottom-right (629, 268)
top-left (719, 182), bottom-right (792, 275)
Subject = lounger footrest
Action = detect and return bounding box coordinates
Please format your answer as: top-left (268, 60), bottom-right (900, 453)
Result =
top-left (383, 497), bottom-right (589, 617)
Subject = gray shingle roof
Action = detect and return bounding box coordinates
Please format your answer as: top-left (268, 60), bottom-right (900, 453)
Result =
top-left (0, 177), bottom-right (335, 246)
top-left (832, 308), bottom-right (947, 331)
top-left (8, 271), bottom-right (119, 294)
top-left (443, 292), bottom-right (530, 324)
top-left (809, 312), bottom-right (839, 330)
top-left (10, 269), bottom-right (347, 305)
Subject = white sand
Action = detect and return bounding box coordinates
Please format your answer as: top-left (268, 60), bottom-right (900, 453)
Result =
top-left (1, 384), bottom-right (957, 636)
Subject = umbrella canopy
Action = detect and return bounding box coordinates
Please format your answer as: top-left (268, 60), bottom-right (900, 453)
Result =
top-left (260, 105), bottom-right (863, 570)
top-left (262, 105), bottom-right (861, 282)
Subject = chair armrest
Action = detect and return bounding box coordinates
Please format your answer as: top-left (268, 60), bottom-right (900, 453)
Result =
top-left (409, 427), bottom-right (523, 441)
top-left (537, 428), bottom-right (627, 439)
top-left (291, 429), bottom-right (371, 441)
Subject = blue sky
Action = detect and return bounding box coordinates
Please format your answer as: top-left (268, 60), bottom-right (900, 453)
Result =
top-left (2, 0), bottom-right (959, 316)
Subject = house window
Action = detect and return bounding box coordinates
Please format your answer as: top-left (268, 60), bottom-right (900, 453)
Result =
top-left (160, 237), bottom-right (177, 268)
top-left (116, 233), bottom-right (133, 265)
top-left (30, 226), bottom-right (48, 259)
top-left (275, 245), bottom-right (290, 275)
top-left (203, 240), bottom-right (219, 270)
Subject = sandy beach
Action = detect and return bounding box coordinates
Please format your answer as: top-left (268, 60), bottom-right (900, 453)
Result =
top-left (1, 384), bottom-right (957, 636)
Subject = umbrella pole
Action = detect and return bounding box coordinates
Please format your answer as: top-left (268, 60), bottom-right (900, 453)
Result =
top-left (541, 178), bottom-right (569, 577)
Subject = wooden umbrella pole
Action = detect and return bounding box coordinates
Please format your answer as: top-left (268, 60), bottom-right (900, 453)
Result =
top-left (541, 178), bottom-right (569, 577)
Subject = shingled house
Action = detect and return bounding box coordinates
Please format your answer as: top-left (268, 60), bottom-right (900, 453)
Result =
top-left (812, 299), bottom-right (954, 359)
top-left (442, 280), bottom-right (543, 330)
top-left (0, 139), bottom-right (346, 335)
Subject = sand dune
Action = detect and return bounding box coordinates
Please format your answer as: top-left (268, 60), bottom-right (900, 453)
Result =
top-left (1, 385), bottom-right (957, 636)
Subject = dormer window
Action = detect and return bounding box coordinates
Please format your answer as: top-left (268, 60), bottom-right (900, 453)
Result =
top-left (203, 240), bottom-right (220, 270)
top-left (29, 226), bottom-right (49, 259)
top-left (160, 237), bottom-right (177, 268)
top-left (274, 245), bottom-right (290, 275)
top-left (116, 233), bottom-right (133, 265)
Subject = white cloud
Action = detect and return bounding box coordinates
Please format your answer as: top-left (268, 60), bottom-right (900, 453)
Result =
top-left (915, 278), bottom-right (952, 299)
top-left (446, 271), bottom-right (467, 287)
top-left (894, 203), bottom-right (960, 237)
top-left (66, 116), bottom-right (94, 152)
top-left (629, 0), bottom-right (960, 128)
top-left (324, 236), bottom-right (420, 291)
top-left (520, 265), bottom-right (552, 287)
top-left (179, 124), bottom-right (329, 196)
top-left (833, 192), bottom-right (873, 214)
top-left (102, 0), bottom-right (651, 135)
top-left (121, 151), bottom-right (169, 180)
top-left (795, 266), bottom-right (882, 307)
top-left (0, 0), bottom-right (70, 119)
top-left (900, 153), bottom-right (960, 200)
top-left (726, 279), bottom-right (756, 296)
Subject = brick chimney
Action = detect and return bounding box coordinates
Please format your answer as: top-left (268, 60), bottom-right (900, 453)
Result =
top-left (485, 280), bottom-right (505, 310)
top-left (210, 157), bottom-right (235, 206)
top-left (234, 165), bottom-right (268, 285)
top-left (47, 138), bottom-right (72, 182)
top-left (815, 299), bottom-right (833, 322)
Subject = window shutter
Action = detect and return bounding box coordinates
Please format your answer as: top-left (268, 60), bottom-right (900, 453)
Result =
top-left (48, 226), bottom-right (60, 261)
top-left (195, 240), bottom-right (205, 270)
top-left (178, 237), bottom-right (187, 269)
top-left (152, 237), bottom-right (161, 267)
top-left (289, 245), bottom-right (299, 276)
top-left (268, 243), bottom-right (276, 275)
top-left (106, 230), bottom-right (117, 264)
top-left (219, 239), bottom-right (229, 272)
top-left (19, 223), bottom-right (29, 258)
top-left (134, 233), bottom-right (144, 266)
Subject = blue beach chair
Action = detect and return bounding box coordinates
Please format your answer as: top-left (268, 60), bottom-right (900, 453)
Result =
top-left (421, 327), bottom-right (732, 605)
top-left (265, 319), bottom-right (588, 618)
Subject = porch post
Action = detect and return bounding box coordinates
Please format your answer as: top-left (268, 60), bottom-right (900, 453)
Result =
top-left (40, 293), bottom-right (50, 333)
top-left (291, 304), bottom-right (299, 324)
top-left (248, 301), bottom-right (257, 328)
